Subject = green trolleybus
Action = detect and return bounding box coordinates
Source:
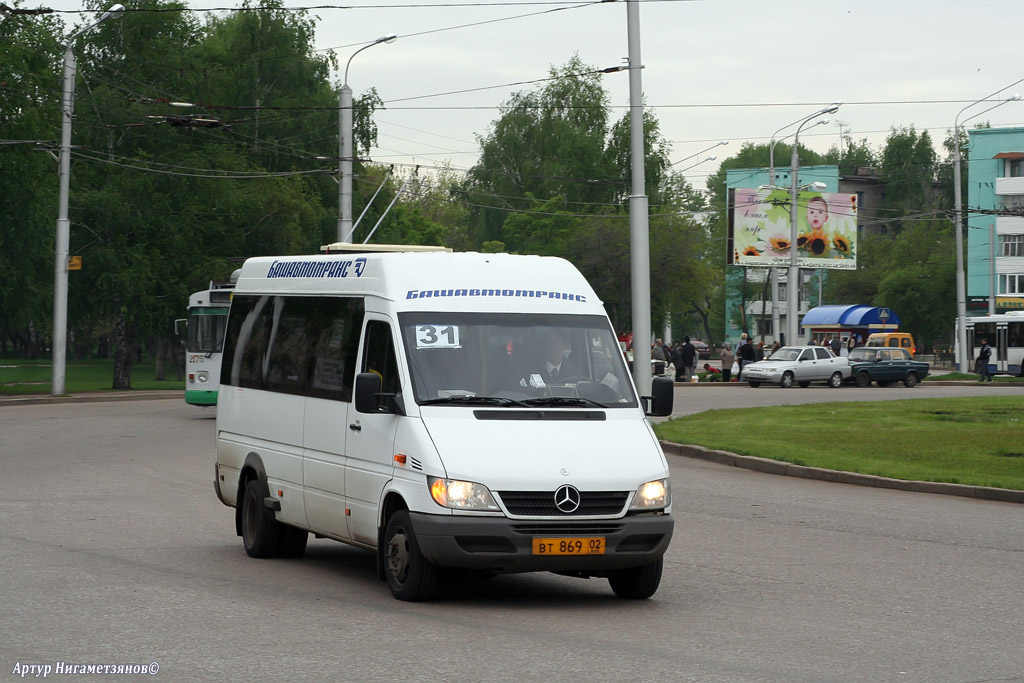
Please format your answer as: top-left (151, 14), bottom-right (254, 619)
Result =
top-left (178, 278), bottom-right (235, 406)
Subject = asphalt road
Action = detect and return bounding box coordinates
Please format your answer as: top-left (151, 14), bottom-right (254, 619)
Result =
top-left (1, 397), bottom-right (1022, 682)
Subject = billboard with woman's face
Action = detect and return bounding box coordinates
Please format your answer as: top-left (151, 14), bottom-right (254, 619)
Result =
top-left (729, 187), bottom-right (858, 270)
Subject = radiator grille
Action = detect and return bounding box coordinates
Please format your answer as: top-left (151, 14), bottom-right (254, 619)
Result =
top-left (510, 523), bottom-right (625, 535)
top-left (497, 490), bottom-right (629, 516)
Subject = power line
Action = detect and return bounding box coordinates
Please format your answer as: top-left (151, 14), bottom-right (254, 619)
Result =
top-left (71, 149), bottom-right (330, 178)
top-left (317, 0), bottom-right (609, 53)
top-left (24, 0), bottom-right (709, 16)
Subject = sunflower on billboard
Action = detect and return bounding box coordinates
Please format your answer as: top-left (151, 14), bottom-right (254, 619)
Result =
top-left (731, 187), bottom-right (857, 270)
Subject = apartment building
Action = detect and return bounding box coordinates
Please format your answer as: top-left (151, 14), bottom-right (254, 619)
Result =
top-left (965, 127), bottom-right (1024, 312)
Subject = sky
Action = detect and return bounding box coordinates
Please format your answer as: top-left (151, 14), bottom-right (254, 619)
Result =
top-left (32, 0), bottom-right (1024, 191)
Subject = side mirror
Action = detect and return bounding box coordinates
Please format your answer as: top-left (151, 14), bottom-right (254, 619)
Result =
top-left (355, 372), bottom-right (381, 413)
top-left (355, 372), bottom-right (406, 416)
top-left (174, 318), bottom-right (186, 337)
top-left (644, 376), bottom-right (674, 417)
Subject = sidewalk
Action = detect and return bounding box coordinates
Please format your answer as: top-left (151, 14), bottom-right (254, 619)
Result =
top-left (0, 390), bottom-right (181, 407)
top-left (667, 365), bottom-right (987, 386)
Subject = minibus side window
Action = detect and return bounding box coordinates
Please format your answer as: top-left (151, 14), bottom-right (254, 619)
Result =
top-left (363, 320), bottom-right (400, 407)
top-left (264, 297), bottom-right (312, 395)
top-left (307, 298), bottom-right (364, 402)
top-left (222, 294), bottom-right (273, 390)
top-left (222, 295), bottom-right (363, 401)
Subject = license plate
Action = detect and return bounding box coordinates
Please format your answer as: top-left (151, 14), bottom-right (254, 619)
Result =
top-left (532, 537), bottom-right (605, 555)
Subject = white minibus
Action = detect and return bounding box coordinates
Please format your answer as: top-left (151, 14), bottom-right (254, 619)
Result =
top-left (214, 247), bottom-right (674, 601)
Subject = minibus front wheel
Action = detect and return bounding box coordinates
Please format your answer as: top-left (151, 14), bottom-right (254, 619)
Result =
top-left (384, 510), bottom-right (438, 601)
top-left (608, 558), bottom-right (663, 599)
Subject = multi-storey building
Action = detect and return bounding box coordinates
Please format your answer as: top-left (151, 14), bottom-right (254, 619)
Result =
top-left (965, 127), bottom-right (1024, 312)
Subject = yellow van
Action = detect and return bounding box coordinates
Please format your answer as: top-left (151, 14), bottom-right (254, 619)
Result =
top-left (865, 332), bottom-right (916, 357)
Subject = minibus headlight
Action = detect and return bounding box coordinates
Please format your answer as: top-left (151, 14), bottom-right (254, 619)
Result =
top-left (198, 371), bottom-right (209, 383)
top-left (631, 478), bottom-right (670, 510)
top-left (428, 477), bottom-right (500, 511)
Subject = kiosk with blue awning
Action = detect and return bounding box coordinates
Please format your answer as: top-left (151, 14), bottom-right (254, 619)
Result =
top-left (800, 305), bottom-right (901, 346)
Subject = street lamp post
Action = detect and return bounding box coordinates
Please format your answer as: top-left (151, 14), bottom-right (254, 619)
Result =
top-left (52, 4), bottom-right (124, 397)
top-left (625, 0), bottom-right (654, 395)
top-left (338, 33), bottom-right (396, 243)
top-left (787, 106), bottom-right (840, 346)
top-left (952, 90), bottom-right (1021, 371)
top-left (767, 114), bottom-right (832, 344)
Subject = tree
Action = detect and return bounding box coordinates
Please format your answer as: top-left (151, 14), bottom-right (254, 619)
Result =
top-left (823, 133), bottom-right (876, 176)
top-left (879, 125), bottom-right (946, 222)
top-left (461, 55), bottom-right (715, 335)
top-left (465, 55), bottom-right (618, 247)
top-left (605, 105), bottom-right (672, 204)
top-left (823, 130), bottom-right (955, 350)
top-left (0, 4), bottom-right (65, 355)
top-left (401, 163), bottom-right (471, 249)
top-left (65, 0), bottom-right (342, 386)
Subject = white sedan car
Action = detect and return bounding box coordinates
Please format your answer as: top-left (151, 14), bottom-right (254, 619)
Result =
top-left (743, 345), bottom-right (851, 388)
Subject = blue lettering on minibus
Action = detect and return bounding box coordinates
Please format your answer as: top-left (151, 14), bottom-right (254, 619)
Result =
top-left (404, 288), bottom-right (586, 303)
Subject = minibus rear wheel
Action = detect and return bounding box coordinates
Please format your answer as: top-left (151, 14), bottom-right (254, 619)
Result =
top-left (277, 526), bottom-right (308, 558)
top-left (384, 510), bottom-right (438, 601)
top-left (241, 479), bottom-right (281, 558)
top-left (608, 558), bottom-right (663, 599)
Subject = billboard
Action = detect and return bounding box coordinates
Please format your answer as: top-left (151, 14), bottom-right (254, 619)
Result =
top-left (730, 188), bottom-right (858, 270)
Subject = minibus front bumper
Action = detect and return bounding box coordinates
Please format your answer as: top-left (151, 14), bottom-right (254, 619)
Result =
top-left (409, 511), bottom-right (673, 574)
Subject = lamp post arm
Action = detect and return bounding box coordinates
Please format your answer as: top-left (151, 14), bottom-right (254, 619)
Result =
top-left (344, 44), bottom-right (374, 85)
top-left (670, 140), bottom-right (728, 168)
top-left (344, 32), bottom-right (398, 84)
top-left (955, 78), bottom-right (1024, 130)
top-left (67, 5), bottom-right (123, 44)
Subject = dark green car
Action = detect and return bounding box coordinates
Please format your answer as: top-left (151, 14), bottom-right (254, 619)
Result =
top-left (847, 347), bottom-right (930, 387)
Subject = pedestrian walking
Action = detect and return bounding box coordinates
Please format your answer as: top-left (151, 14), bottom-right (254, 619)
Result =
top-left (976, 338), bottom-right (993, 382)
top-left (679, 336), bottom-right (697, 382)
top-left (737, 334), bottom-right (755, 381)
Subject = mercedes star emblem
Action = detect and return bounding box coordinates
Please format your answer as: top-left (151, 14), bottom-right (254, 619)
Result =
top-left (554, 484), bottom-right (581, 513)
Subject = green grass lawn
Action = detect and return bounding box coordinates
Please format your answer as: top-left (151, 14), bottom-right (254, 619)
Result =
top-left (0, 357), bottom-right (184, 394)
top-left (654, 396), bottom-right (1024, 491)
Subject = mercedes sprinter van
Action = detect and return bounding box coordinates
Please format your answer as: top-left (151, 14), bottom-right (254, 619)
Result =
top-left (214, 247), bottom-right (674, 601)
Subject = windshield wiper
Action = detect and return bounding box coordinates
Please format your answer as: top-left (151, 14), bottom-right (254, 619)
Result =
top-left (419, 395), bottom-right (530, 407)
top-left (522, 396), bottom-right (607, 408)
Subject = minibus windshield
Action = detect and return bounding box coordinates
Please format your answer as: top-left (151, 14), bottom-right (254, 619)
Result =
top-left (399, 312), bottom-right (637, 408)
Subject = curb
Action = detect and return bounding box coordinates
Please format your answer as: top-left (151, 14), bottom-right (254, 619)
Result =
top-left (671, 380), bottom-right (1012, 387)
top-left (0, 390), bottom-right (182, 407)
top-left (659, 440), bottom-right (1024, 505)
